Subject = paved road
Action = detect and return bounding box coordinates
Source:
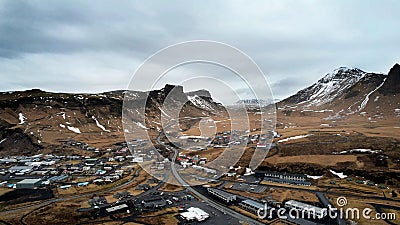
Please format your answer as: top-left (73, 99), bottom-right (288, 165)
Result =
top-left (157, 125), bottom-right (264, 225)
top-left (169, 149), bottom-right (264, 225)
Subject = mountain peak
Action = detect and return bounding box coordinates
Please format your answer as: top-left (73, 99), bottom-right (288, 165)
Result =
top-left (318, 67), bottom-right (365, 84)
top-left (379, 63), bottom-right (400, 95)
top-left (280, 66), bottom-right (384, 108)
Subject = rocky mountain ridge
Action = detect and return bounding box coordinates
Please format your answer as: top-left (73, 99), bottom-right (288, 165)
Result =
top-left (0, 85), bottom-right (222, 156)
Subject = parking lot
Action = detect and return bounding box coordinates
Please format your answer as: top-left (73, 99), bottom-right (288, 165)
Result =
top-left (229, 182), bottom-right (267, 193)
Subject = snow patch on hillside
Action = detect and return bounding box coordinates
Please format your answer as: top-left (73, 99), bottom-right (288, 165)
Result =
top-left (329, 169), bottom-right (347, 178)
top-left (92, 116), bottom-right (110, 132)
top-left (67, 126), bottom-right (81, 134)
top-left (358, 78), bottom-right (386, 111)
top-left (0, 138), bottom-right (6, 144)
top-left (135, 122), bottom-right (148, 130)
top-left (188, 95), bottom-right (214, 111)
top-left (278, 134), bottom-right (313, 143)
top-left (333, 149), bottom-right (381, 155)
top-left (18, 113), bottom-right (26, 124)
top-left (306, 175), bottom-right (323, 180)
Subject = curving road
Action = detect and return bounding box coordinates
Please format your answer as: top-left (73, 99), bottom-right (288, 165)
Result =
top-left (158, 125), bottom-right (264, 225)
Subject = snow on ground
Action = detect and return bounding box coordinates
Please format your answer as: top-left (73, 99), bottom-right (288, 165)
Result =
top-left (278, 134), bottom-right (313, 143)
top-left (320, 124), bottom-right (331, 127)
top-left (187, 95), bottom-right (214, 111)
top-left (59, 124), bottom-right (66, 128)
top-left (135, 122), bottom-right (148, 130)
top-left (306, 175), bottom-right (323, 180)
top-left (313, 110), bottom-right (334, 113)
top-left (329, 169), bottom-right (347, 179)
top-left (179, 135), bottom-right (206, 139)
top-left (92, 116), bottom-right (110, 132)
top-left (67, 126), bottom-right (81, 134)
top-left (358, 78), bottom-right (386, 111)
top-left (159, 107), bottom-right (171, 118)
top-left (334, 149), bottom-right (381, 154)
top-left (56, 112), bottom-right (66, 119)
top-left (0, 138), bottom-right (6, 144)
top-left (18, 113), bottom-right (26, 124)
top-left (298, 68), bottom-right (366, 107)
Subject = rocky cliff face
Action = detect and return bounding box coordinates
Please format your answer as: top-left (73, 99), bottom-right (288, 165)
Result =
top-left (379, 63), bottom-right (400, 95)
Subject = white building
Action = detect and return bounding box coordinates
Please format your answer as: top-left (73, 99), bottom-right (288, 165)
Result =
top-left (180, 207), bottom-right (209, 222)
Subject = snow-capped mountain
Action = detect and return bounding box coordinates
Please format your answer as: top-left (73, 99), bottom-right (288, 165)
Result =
top-left (279, 64), bottom-right (400, 119)
top-left (282, 67), bottom-right (370, 107)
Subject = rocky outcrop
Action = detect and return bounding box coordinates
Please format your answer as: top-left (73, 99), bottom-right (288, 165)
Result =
top-left (379, 63), bottom-right (400, 95)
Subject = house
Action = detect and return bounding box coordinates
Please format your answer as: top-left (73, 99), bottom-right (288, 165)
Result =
top-left (16, 179), bottom-right (42, 189)
top-left (88, 196), bottom-right (107, 207)
top-left (30, 170), bottom-right (48, 175)
top-left (77, 182), bottom-right (89, 187)
top-left (9, 165), bottom-right (34, 174)
top-left (105, 204), bottom-right (129, 214)
top-left (114, 191), bottom-right (131, 199)
top-left (60, 184), bottom-right (72, 190)
top-left (142, 197), bottom-right (166, 208)
top-left (48, 175), bottom-right (69, 183)
top-left (93, 179), bottom-right (104, 184)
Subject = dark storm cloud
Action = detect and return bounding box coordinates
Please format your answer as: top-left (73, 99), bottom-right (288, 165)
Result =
top-left (0, 0), bottom-right (399, 100)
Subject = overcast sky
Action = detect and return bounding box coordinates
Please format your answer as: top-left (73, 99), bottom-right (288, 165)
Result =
top-left (0, 0), bottom-right (399, 101)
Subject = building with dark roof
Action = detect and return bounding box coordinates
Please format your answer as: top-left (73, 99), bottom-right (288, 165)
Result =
top-left (142, 197), bottom-right (166, 208)
top-left (207, 187), bottom-right (236, 203)
top-left (256, 170), bottom-right (311, 186)
top-left (264, 171), bottom-right (307, 181)
top-left (239, 199), bottom-right (267, 215)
